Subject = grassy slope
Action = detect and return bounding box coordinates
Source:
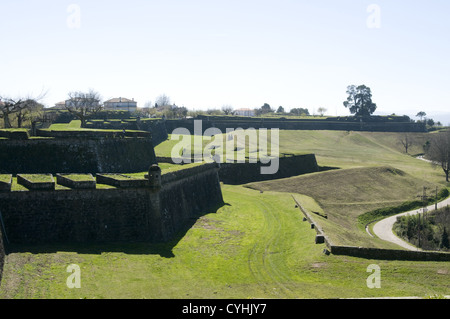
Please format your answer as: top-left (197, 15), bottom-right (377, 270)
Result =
top-left (278, 130), bottom-right (441, 183)
top-left (1, 185), bottom-right (448, 299)
top-left (246, 166), bottom-right (441, 248)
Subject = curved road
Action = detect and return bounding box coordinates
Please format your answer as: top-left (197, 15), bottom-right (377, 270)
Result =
top-left (372, 197), bottom-right (450, 250)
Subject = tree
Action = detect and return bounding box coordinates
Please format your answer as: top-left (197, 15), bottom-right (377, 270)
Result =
top-left (427, 130), bottom-right (450, 182)
top-left (0, 92), bottom-right (46, 128)
top-left (317, 107), bottom-right (327, 117)
top-left (290, 108), bottom-right (309, 116)
top-left (260, 103), bottom-right (272, 114)
top-left (276, 106), bottom-right (285, 114)
top-left (221, 105), bottom-right (234, 115)
top-left (254, 103), bottom-right (273, 116)
top-left (399, 133), bottom-right (414, 154)
top-left (416, 111), bottom-right (427, 122)
top-left (343, 85), bottom-right (377, 117)
top-left (16, 100), bottom-right (44, 128)
top-left (65, 89), bottom-right (102, 127)
top-left (155, 94), bottom-right (171, 108)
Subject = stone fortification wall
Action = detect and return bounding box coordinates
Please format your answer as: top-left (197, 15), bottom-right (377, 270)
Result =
top-left (218, 154), bottom-right (319, 185)
top-left (164, 118), bottom-right (426, 134)
top-left (0, 137), bottom-right (157, 174)
top-left (156, 154), bottom-right (320, 185)
top-left (84, 119), bottom-right (169, 146)
top-left (0, 164), bottom-right (223, 245)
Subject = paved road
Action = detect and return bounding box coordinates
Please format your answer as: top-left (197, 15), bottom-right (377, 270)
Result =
top-left (372, 197), bottom-right (450, 251)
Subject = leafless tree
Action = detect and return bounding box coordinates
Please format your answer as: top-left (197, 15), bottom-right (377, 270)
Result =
top-left (0, 92), bottom-right (46, 128)
top-left (427, 130), bottom-right (450, 182)
top-left (399, 133), bottom-right (415, 154)
top-left (65, 89), bottom-right (102, 127)
top-left (221, 105), bottom-right (234, 115)
top-left (155, 94), bottom-right (171, 108)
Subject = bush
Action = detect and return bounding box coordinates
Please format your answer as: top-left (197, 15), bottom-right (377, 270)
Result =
top-left (358, 188), bottom-right (450, 226)
top-left (393, 207), bottom-right (450, 251)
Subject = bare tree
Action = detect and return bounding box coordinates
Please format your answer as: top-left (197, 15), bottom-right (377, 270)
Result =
top-left (65, 89), bottom-right (102, 127)
top-left (221, 105), bottom-right (234, 115)
top-left (155, 94), bottom-right (171, 108)
top-left (16, 100), bottom-right (44, 128)
top-left (0, 92), bottom-right (46, 128)
top-left (399, 133), bottom-right (414, 154)
top-left (427, 130), bottom-right (450, 182)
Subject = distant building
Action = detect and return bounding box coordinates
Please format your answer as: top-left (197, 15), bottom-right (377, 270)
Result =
top-left (104, 97), bottom-right (137, 112)
top-left (234, 108), bottom-right (255, 117)
top-left (52, 101), bottom-right (67, 110)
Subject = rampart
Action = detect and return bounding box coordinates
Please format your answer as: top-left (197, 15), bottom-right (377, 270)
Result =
top-left (84, 119), bottom-right (168, 146)
top-left (155, 154), bottom-right (320, 185)
top-left (0, 163), bottom-right (223, 245)
top-left (0, 137), bottom-right (157, 174)
top-left (218, 154), bottom-right (320, 184)
top-left (164, 117), bottom-right (426, 134)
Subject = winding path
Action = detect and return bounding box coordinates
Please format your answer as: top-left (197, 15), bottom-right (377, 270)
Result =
top-left (372, 197), bottom-right (450, 250)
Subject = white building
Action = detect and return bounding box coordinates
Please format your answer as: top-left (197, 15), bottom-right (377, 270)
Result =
top-left (104, 97), bottom-right (137, 112)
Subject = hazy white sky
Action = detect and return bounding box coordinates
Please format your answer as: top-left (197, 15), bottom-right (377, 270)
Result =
top-left (1, 0), bottom-right (449, 122)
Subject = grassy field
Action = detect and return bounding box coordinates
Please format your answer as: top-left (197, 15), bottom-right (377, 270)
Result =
top-left (1, 185), bottom-right (448, 299)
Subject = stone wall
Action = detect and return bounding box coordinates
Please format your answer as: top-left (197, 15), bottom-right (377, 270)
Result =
top-left (164, 118), bottom-right (426, 134)
top-left (0, 219), bottom-right (5, 285)
top-left (328, 245), bottom-right (450, 261)
top-left (154, 155), bottom-right (320, 185)
top-left (0, 137), bottom-right (157, 174)
top-left (293, 196), bottom-right (450, 261)
top-left (218, 154), bottom-right (319, 184)
top-left (0, 164), bottom-right (223, 245)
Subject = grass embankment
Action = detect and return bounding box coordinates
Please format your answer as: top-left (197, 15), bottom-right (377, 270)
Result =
top-left (1, 185), bottom-right (449, 299)
top-left (246, 166), bottom-right (444, 249)
top-left (278, 130), bottom-right (440, 183)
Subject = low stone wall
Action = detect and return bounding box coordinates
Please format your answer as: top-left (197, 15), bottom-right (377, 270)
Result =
top-left (293, 196), bottom-right (450, 261)
top-left (329, 245), bottom-right (450, 261)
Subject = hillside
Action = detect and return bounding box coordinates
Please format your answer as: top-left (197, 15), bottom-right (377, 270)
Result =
top-left (246, 166), bottom-right (442, 248)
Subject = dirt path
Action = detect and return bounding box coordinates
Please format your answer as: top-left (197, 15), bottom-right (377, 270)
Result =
top-left (372, 197), bottom-right (450, 250)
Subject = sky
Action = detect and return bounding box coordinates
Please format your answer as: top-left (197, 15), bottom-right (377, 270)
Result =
top-left (0, 0), bottom-right (449, 123)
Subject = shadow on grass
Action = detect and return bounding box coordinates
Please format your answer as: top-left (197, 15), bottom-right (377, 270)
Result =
top-left (5, 203), bottom-right (231, 259)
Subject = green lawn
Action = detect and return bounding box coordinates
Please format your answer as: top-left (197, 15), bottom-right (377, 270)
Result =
top-left (1, 185), bottom-right (448, 299)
